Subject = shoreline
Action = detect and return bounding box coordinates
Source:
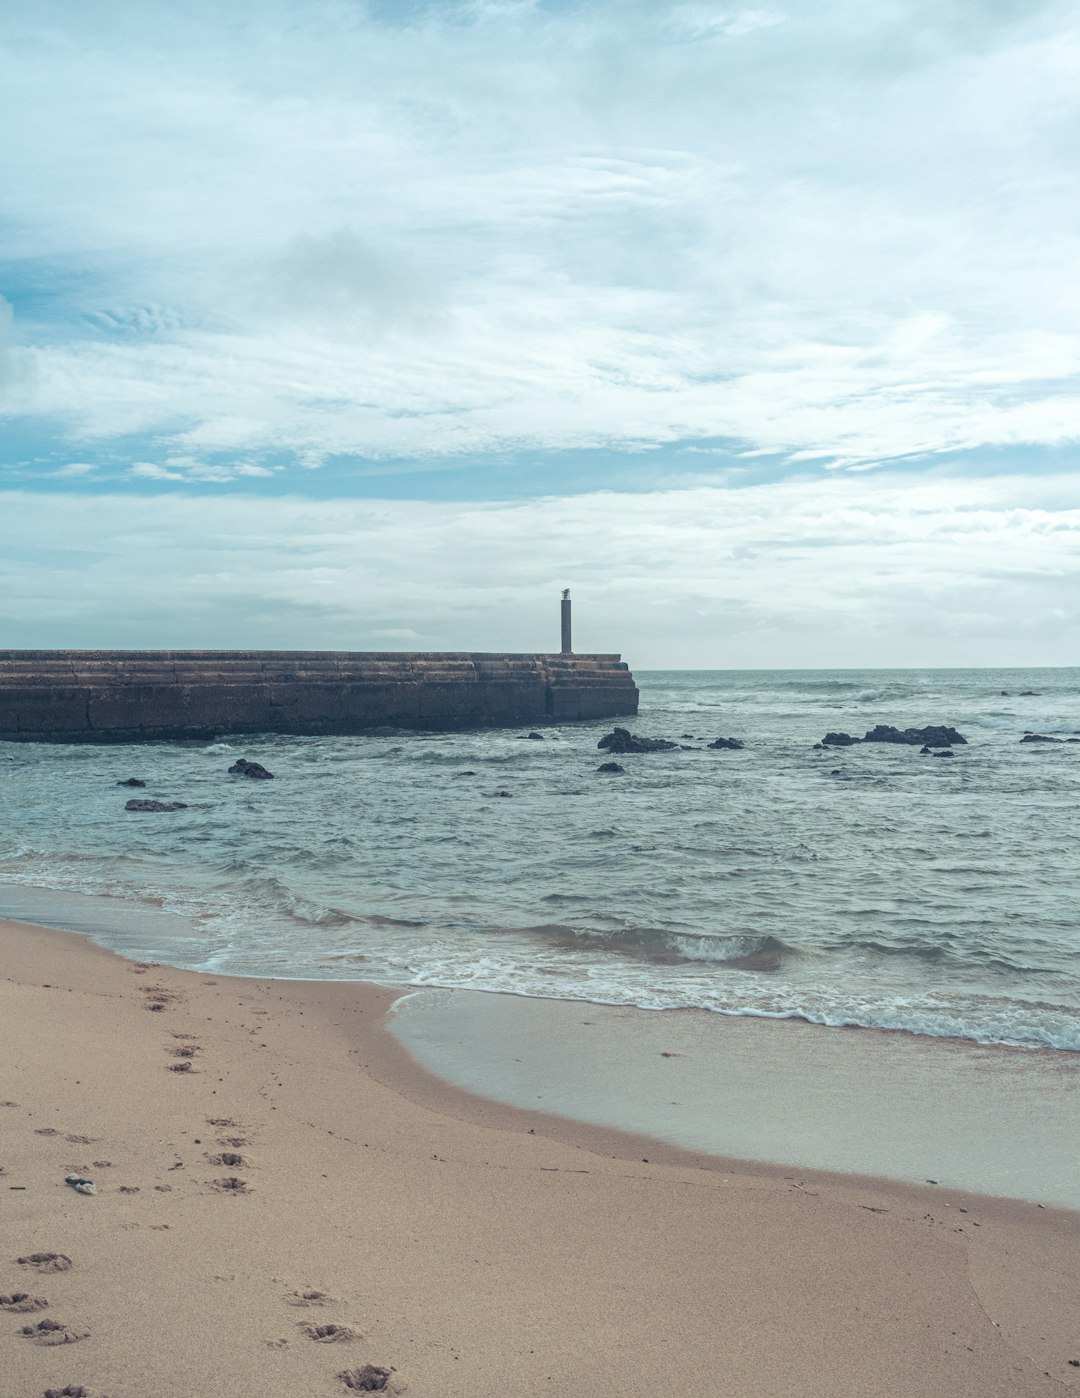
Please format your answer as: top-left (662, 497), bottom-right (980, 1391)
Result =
top-left (3, 918), bottom-right (1080, 1396)
top-left (385, 986), bottom-right (1080, 1211)
top-left (5, 886), bottom-right (1080, 1209)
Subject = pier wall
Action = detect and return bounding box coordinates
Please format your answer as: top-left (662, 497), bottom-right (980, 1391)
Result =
top-left (0, 650), bottom-right (639, 742)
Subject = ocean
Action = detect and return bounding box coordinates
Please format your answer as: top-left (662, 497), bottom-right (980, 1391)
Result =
top-left (2, 667), bottom-right (1079, 1056)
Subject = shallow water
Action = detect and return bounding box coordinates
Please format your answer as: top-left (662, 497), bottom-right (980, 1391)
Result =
top-left (2, 667), bottom-right (1079, 1052)
top-left (389, 988), bottom-right (1080, 1209)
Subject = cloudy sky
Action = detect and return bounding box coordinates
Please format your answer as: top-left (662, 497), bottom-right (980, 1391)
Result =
top-left (2, 0), bottom-right (1079, 665)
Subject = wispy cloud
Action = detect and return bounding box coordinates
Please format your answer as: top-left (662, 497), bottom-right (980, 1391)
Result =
top-left (1, 473), bottom-right (1076, 665)
top-left (1, 0), bottom-right (1078, 475)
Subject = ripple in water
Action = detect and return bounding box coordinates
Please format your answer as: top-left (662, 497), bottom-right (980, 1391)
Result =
top-left (1, 666), bottom-right (1079, 1051)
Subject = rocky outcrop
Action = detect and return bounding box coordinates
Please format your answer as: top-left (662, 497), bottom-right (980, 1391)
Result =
top-left (125, 799), bottom-right (187, 812)
top-left (228, 758), bottom-right (274, 779)
top-left (819, 724), bottom-right (967, 749)
top-left (597, 761), bottom-right (625, 773)
top-left (862, 724), bottom-right (966, 746)
top-left (598, 727), bottom-right (678, 754)
top-left (0, 650), bottom-right (638, 742)
top-left (707, 737), bottom-right (744, 750)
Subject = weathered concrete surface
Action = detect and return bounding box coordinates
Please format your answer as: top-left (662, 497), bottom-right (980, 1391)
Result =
top-left (0, 651), bottom-right (639, 742)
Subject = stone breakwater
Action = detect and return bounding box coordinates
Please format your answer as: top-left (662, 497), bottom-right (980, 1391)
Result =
top-left (0, 650), bottom-right (639, 742)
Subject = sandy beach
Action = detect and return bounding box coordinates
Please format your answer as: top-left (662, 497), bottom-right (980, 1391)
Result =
top-left (3, 917), bottom-right (1079, 1398)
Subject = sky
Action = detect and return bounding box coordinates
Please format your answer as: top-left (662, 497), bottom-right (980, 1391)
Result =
top-left (2, 0), bottom-right (1079, 666)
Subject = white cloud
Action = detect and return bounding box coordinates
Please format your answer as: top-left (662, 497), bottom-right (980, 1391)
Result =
top-left (0, 473), bottom-right (1077, 665)
top-left (1, 1), bottom-right (1078, 468)
top-left (51, 461), bottom-right (99, 477)
top-left (128, 459), bottom-right (281, 482)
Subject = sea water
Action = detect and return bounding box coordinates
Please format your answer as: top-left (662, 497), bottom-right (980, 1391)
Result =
top-left (2, 668), bottom-right (1079, 1055)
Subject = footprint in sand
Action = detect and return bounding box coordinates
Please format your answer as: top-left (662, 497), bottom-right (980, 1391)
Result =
top-left (65, 1135), bottom-right (96, 1145)
top-left (142, 986), bottom-right (181, 1011)
top-left (0, 1291), bottom-right (48, 1312)
top-left (285, 1288), bottom-right (333, 1308)
top-left (19, 1318), bottom-right (88, 1346)
top-left (300, 1322), bottom-right (355, 1343)
top-left (118, 1186), bottom-right (140, 1195)
top-left (217, 1135), bottom-right (250, 1149)
top-left (44, 1386), bottom-right (109, 1398)
top-left (167, 1062), bottom-right (196, 1074)
top-left (169, 1046), bottom-right (199, 1059)
top-left (206, 1118), bottom-right (239, 1128)
top-left (211, 1176), bottom-right (250, 1195)
top-left (17, 1253), bottom-right (72, 1274)
top-left (34, 1128), bottom-right (61, 1137)
top-left (206, 1151), bottom-right (247, 1168)
top-left (338, 1365), bottom-right (399, 1392)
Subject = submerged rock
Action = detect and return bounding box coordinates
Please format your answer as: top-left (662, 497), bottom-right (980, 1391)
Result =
top-left (707, 736), bottom-right (744, 750)
top-left (821, 732), bottom-right (859, 747)
top-left (116, 777), bottom-right (147, 787)
top-left (863, 724), bottom-right (967, 747)
top-left (228, 758), bottom-right (275, 779)
top-left (1020, 733), bottom-right (1061, 743)
top-left (597, 761), bottom-right (625, 774)
top-left (597, 727), bottom-right (679, 754)
top-left (125, 799), bottom-right (188, 812)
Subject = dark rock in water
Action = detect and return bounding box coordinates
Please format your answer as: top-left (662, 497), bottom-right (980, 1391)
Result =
top-left (1000, 691), bottom-right (1010, 696)
top-left (453, 770), bottom-right (477, 777)
top-left (822, 732), bottom-right (859, 747)
top-left (932, 750), bottom-right (955, 758)
top-left (1020, 691), bottom-right (1040, 696)
top-left (1020, 733), bottom-right (1061, 743)
top-left (863, 724), bottom-right (967, 747)
top-left (487, 789), bottom-right (514, 798)
top-left (680, 733), bottom-right (695, 740)
top-left (707, 736), bottom-right (744, 750)
top-left (526, 731), bottom-right (545, 740)
top-left (117, 777), bottom-right (146, 787)
top-left (228, 758), bottom-right (275, 779)
top-left (597, 727), bottom-right (678, 754)
top-left (125, 799), bottom-right (188, 812)
top-left (597, 762), bottom-right (625, 774)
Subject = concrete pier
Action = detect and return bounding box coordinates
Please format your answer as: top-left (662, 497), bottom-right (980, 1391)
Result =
top-left (0, 650), bottom-right (639, 742)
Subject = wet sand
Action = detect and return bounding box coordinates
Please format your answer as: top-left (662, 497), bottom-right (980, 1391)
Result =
top-left (389, 987), bottom-right (1080, 1209)
top-left (2, 916), bottom-right (1079, 1397)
